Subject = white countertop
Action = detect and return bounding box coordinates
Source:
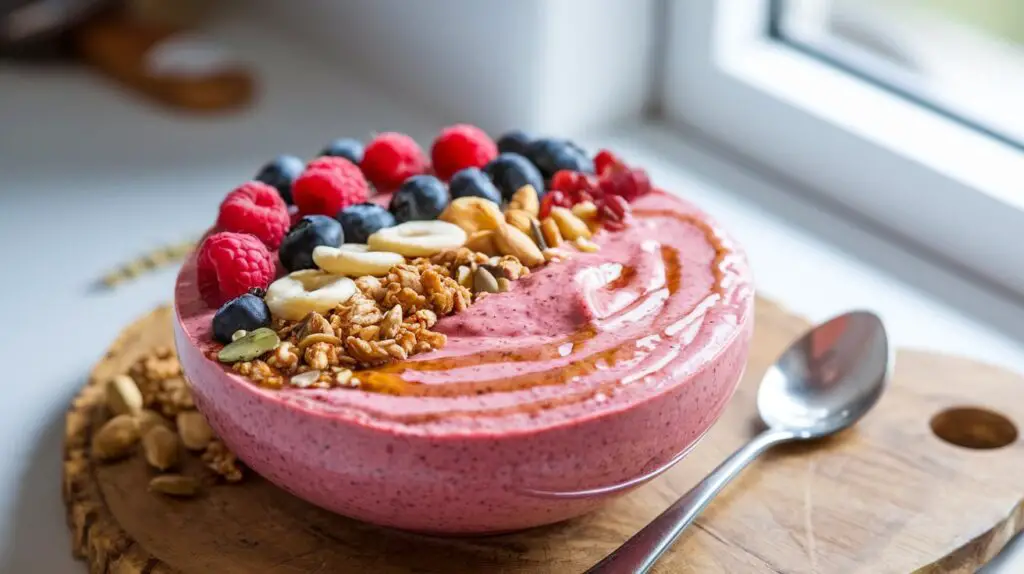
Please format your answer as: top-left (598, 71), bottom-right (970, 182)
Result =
top-left (1, 15), bottom-right (1022, 574)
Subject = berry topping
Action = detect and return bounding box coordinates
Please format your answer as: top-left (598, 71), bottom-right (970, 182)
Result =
top-left (597, 194), bottom-right (633, 231)
top-left (525, 138), bottom-right (595, 179)
top-left (212, 293), bottom-right (272, 344)
top-left (430, 124), bottom-right (498, 181)
top-left (389, 175), bottom-right (449, 223)
top-left (361, 132), bottom-right (429, 190)
top-left (336, 202), bottom-right (397, 244)
top-left (254, 155), bottom-right (305, 205)
top-left (598, 165), bottom-right (652, 202)
top-left (550, 170), bottom-right (600, 204)
top-left (279, 215), bottom-right (344, 272)
top-left (594, 149), bottom-right (624, 176)
top-left (318, 138), bottom-right (365, 165)
top-left (216, 181), bottom-right (290, 249)
top-left (484, 152), bottom-right (545, 201)
top-left (496, 129), bottom-right (534, 157)
top-left (539, 189), bottom-right (573, 219)
top-left (197, 232), bottom-right (275, 307)
top-left (447, 167), bottom-right (502, 204)
top-left (292, 157), bottom-right (370, 217)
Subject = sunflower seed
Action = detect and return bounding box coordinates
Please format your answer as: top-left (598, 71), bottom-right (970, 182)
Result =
top-left (529, 219), bottom-right (548, 251)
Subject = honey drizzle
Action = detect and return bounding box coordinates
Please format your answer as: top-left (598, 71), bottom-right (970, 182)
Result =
top-left (355, 209), bottom-right (737, 411)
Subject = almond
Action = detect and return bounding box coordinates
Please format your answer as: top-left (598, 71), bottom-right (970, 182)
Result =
top-left (439, 197), bottom-right (504, 234)
top-left (493, 224), bottom-right (545, 267)
top-left (504, 209), bottom-right (536, 235)
top-left (92, 414), bottom-right (140, 461)
top-left (549, 207), bottom-right (591, 240)
top-left (176, 411), bottom-right (213, 451)
top-left (464, 229), bottom-right (500, 256)
top-left (508, 185), bottom-right (540, 216)
top-left (540, 217), bottom-right (563, 247)
top-left (149, 474), bottom-right (199, 498)
top-left (571, 201), bottom-right (599, 222)
top-left (142, 425), bottom-right (180, 471)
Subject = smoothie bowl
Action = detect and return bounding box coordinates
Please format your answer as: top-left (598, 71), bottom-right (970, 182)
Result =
top-left (172, 127), bottom-right (754, 534)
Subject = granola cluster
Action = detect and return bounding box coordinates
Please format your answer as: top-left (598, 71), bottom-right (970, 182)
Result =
top-left (233, 248), bottom-right (525, 390)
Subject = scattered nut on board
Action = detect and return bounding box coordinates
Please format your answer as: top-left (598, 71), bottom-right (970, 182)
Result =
top-left (142, 425), bottom-right (180, 471)
top-left (92, 415), bottom-right (141, 461)
top-left (176, 411), bottom-right (214, 451)
top-left (106, 375), bottom-right (143, 416)
top-left (149, 474), bottom-right (199, 498)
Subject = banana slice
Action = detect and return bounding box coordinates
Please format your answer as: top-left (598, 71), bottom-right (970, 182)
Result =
top-left (339, 243), bottom-right (370, 252)
top-left (265, 270), bottom-right (356, 321)
top-left (367, 220), bottom-right (467, 257)
top-left (312, 245), bottom-right (405, 277)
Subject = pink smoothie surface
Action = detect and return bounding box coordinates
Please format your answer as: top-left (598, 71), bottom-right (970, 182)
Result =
top-left (173, 189), bottom-right (754, 533)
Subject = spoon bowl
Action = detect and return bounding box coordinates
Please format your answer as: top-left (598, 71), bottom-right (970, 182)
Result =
top-left (587, 310), bottom-right (891, 574)
top-left (758, 310), bottom-right (890, 438)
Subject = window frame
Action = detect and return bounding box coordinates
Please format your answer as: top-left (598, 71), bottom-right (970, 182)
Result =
top-left (661, 0), bottom-right (1024, 299)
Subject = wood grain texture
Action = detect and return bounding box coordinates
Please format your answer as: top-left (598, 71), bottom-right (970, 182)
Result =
top-left (63, 300), bottom-right (1024, 573)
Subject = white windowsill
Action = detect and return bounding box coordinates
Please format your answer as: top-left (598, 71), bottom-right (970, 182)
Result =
top-left (664, 0), bottom-right (1024, 299)
top-left (1, 8), bottom-right (1024, 573)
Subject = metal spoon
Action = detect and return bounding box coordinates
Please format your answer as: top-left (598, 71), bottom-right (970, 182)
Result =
top-left (586, 310), bottom-right (891, 574)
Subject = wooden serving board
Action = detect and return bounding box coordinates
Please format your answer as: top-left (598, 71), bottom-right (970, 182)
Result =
top-left (63, 299), bottom-right (1024, 573)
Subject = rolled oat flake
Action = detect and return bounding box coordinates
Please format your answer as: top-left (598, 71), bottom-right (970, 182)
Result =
top-left (217, 327), bottom-right (280, 363)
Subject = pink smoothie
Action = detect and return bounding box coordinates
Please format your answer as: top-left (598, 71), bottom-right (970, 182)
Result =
top-left (173, 189), bottom-right (754, 533)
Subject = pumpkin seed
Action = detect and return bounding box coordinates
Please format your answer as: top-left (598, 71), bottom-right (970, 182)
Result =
top-left (149, 474), bottom-right (199, 497)
top-left (142, 425), bottom-right (180, 470)
top-left (217, 327), bottom-right (280, 363)
top-left (473, 266), bottom-right (500, 294)
top-left (92, 414), bottom-right (140, 461)
top-left (105, 374), bottom-right (143, 416)
top-left (176, 411), bottom-right (214, 451)
top-left (291, 370), bottom-right (321, 388)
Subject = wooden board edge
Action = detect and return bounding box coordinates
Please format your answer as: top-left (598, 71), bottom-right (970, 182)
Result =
top-left (62, 306), bottom-right (173, 574)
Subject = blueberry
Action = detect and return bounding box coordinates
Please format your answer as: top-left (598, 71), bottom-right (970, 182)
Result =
top-left (278, 215), bottom-right (343, 271)
top-left (524, 138), bottom-right (595, 179)
top-left (255, 155), bottom-right (305, 205)
top-left (484, 153), bottom-right (546, 202)
top-left (496, 129), bottom-right (534, 156)
top-left (448, 167), bottom-right (503, 204)
top-left (318, 138), bottom-right (364, 165)
top-left (336, 202), bottom-right (397, 244)
top-left (389, 175), bottom-right (448, 223)
top-left (212, 294), bottom-right (272, 344)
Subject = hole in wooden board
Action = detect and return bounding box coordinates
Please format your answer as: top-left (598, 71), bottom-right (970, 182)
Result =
top-left (930, 407), bottom-right (1018, 450)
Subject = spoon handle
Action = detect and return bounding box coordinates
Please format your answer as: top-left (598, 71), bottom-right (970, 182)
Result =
top-left (585, 428), bottom-right (795, 574)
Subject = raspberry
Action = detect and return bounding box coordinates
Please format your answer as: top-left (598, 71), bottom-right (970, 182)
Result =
top-left (196, 232), bottom-right (275, 308)
top-left (598, 166), bottom-right (652, 202)
top-left (430, 124), bottom-right (498, 181)
top-left (292, 157), bottom-right (370, 217)
top-left (539, 189), bottom-right (573, 220)
top-left (361, 132), bottom-right (429, 190)
top-left (216, 181), bottom-right (290, 249)
top-left (597, 194), bottom-right (632, 231)
top-left (594, 149), bottom-right (625, 176)
top-left (550, 170), bottom-right (600, 205)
